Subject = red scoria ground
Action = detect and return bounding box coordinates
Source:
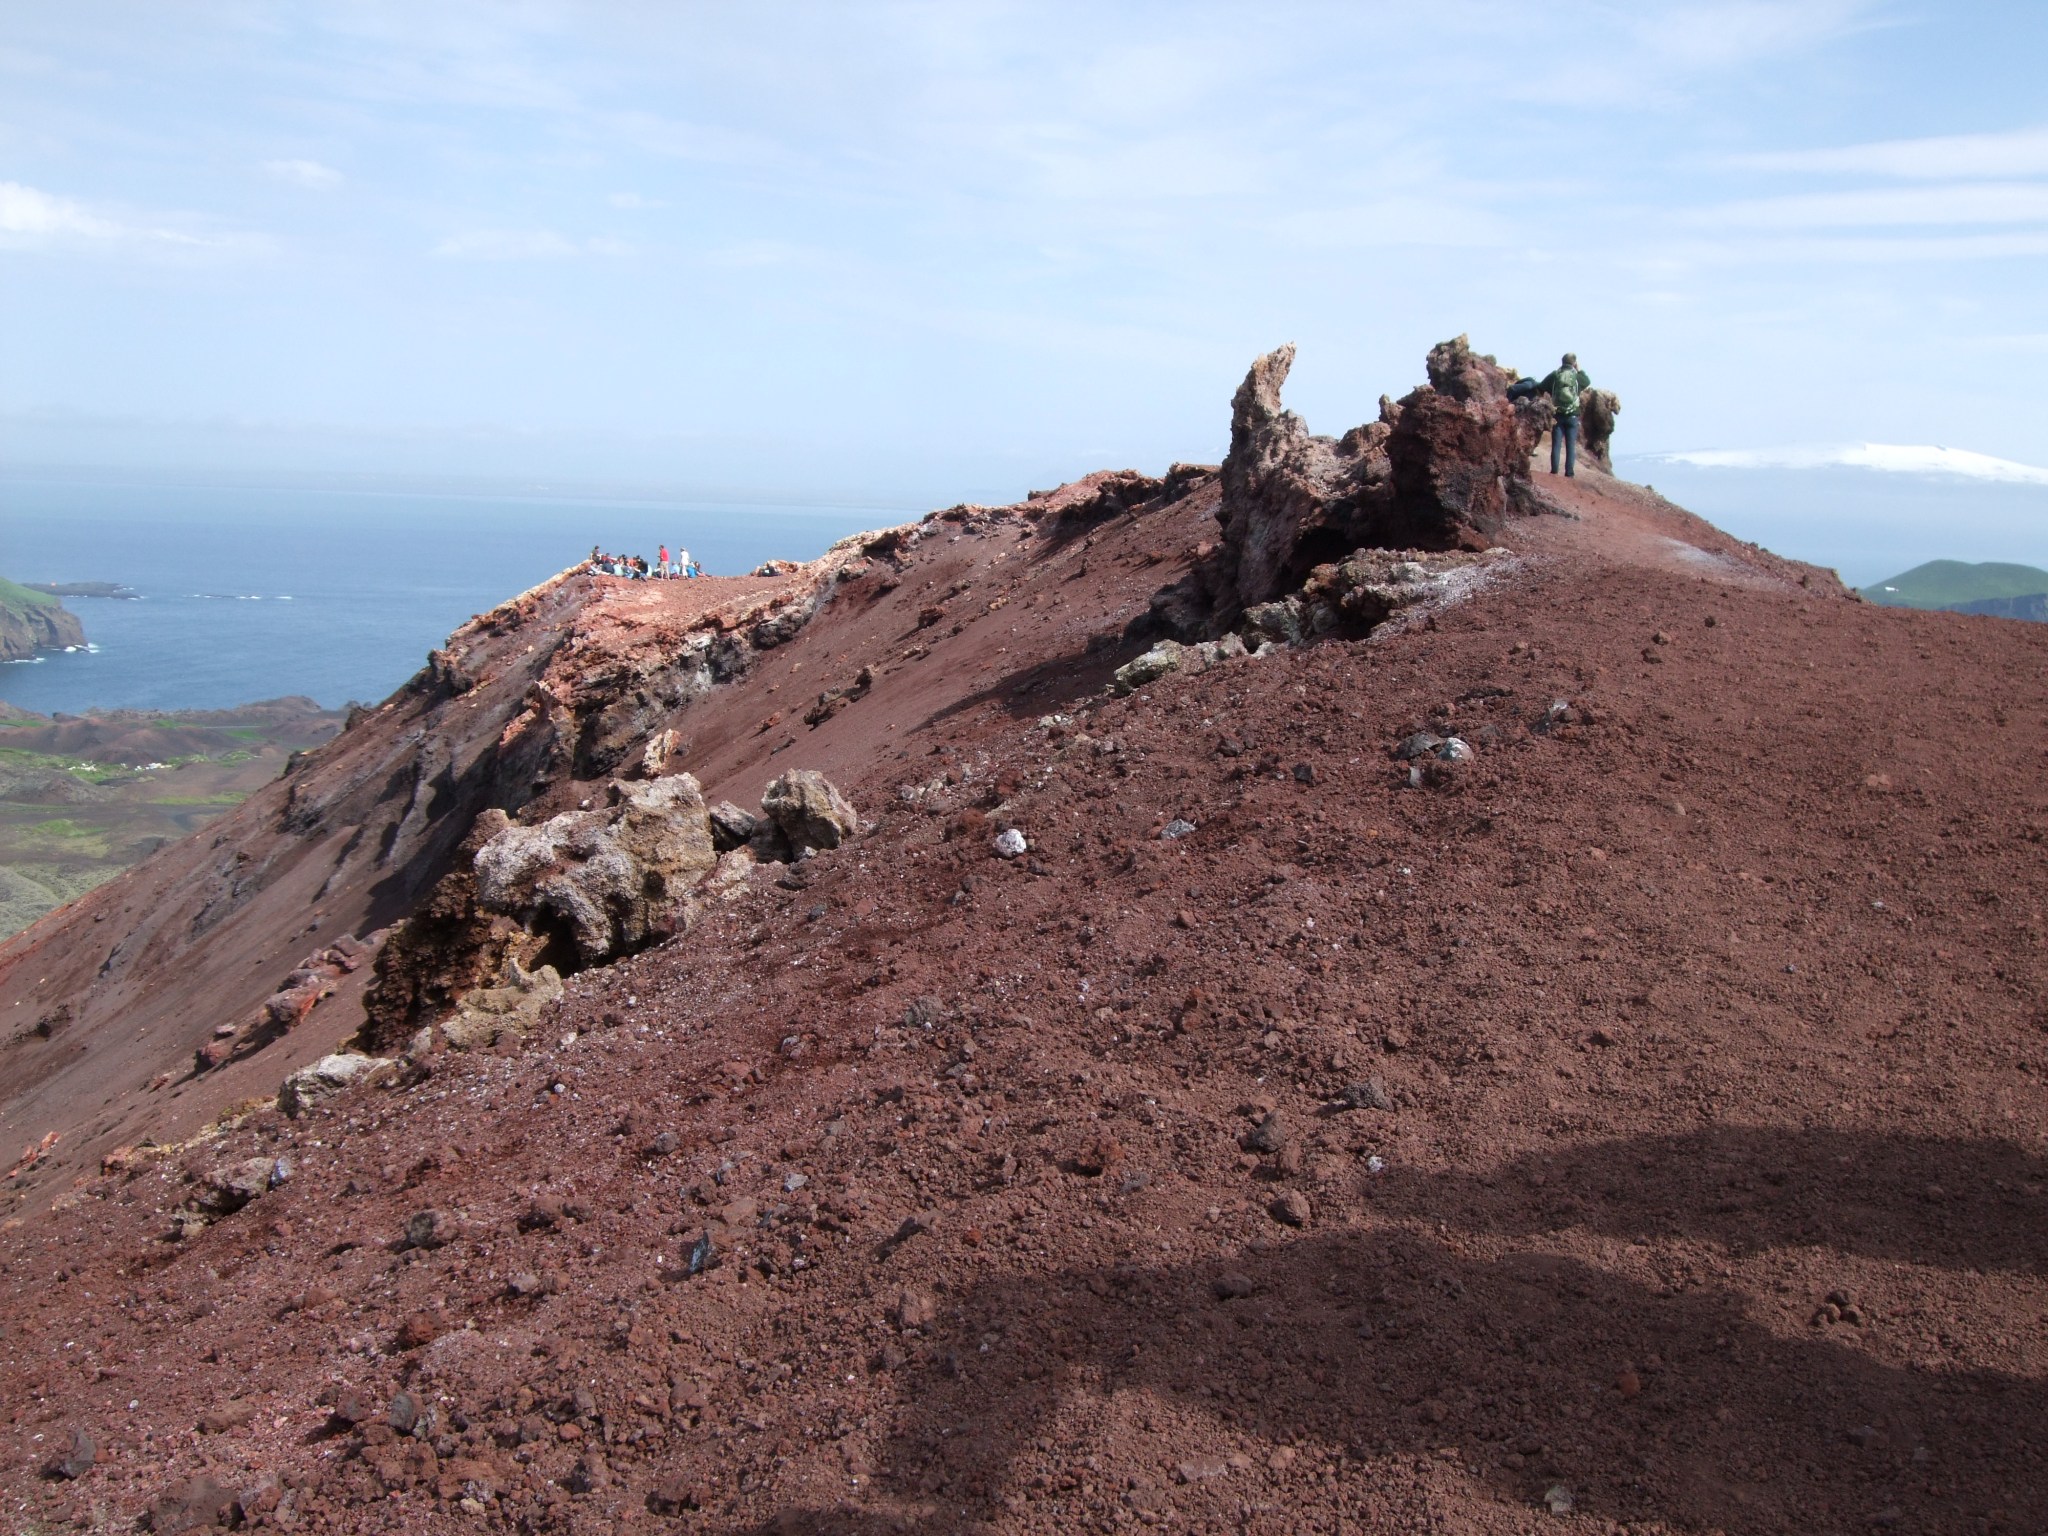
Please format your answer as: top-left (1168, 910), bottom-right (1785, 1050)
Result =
top-left (3, 468), bottom-right (2047, 1536)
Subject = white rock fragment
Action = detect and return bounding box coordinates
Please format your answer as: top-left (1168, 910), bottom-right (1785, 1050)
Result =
top-left (278, 1052), bottom-right (389, 1118)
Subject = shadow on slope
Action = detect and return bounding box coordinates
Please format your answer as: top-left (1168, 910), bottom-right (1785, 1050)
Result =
top-left (747, 1129), bottom-right (2047, 1535)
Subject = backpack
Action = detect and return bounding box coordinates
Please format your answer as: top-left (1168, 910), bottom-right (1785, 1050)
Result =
top-left (1549, 368), bottom-right (1584, 417)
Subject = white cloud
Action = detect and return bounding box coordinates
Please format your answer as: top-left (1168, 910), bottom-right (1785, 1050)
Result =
top-left (0, 180), bottom-right (259, 254)
top-left (700, 239), bottom-right (810, 269)
top-left (607, 191), bottom-right (664, 209)
top-left (1622, 1), bottom-right (1879, 72)
top-left (431, 228), bottom-right (578, 260)
top-left (263, 157), bottom-right (342, 189)
top-left (1967, 332), bottom-right (2048, 353)
top-left (604, 110), bottom-right (790, 168)
top-left (1273, 196), bottom-right (1514, 250)
top-left (1653, 443), bottom-right (2048, 485)
top-left (1734, 125), bottom-right (2048, 180)
top-left (1680, 230), bottom-right (2048, 264)
top-left (431, 229), bottom-right (631, 260)
top-left (0, 180), bottom-right (124, 241)
top-left (1694, 182), bottom-right (2048, 229)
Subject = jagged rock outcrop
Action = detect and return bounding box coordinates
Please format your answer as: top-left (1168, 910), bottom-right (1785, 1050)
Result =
top-left (1238, 548), bottom-right (1513, 650)
top-left (545, 555), bottom-right (881, 781)
top-left (1581, 388), bottom-right (1621, 471)
top-left (1210, 344), bottom-right (1388, 620)
top-left (472, 773), bottom-right (719, 965)
top-left (194, 934), bottom-right (374, 1072)
top-left (709, 801), bottom-right (760, 852)
top-left (1026, 464), bottom-right (1217, 540)
top-left (1195, 337), bottom-right (1543, 629)
top-left (1385, 336), bottom-right (1544, 542)
top-left (1110, 634), bottom-right (1250, 696)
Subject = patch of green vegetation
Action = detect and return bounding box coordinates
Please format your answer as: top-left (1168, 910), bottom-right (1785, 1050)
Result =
top-left (223, 726), bottom-right (267, 741)
top-left (0, 747), bottom-right (127, 782)
top-left (1, 859), bottom-right (105, 903)
top-left (1862, 560), bottom-right (2048, 608)
top-left (215, 749), bottom-right (257, 764)
top-left (33, 818), bottom-right (100, 839)
top-left (0, 574), bottom-right (61, 612)
top-left (148, 792), bottom-right (248, 807)
top-left (8, 820), bottom-right (113, 861)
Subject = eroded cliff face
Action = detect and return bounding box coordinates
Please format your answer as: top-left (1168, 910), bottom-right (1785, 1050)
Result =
top-left (0, 586), bottom-right (87, 662)
top-left (0, 570), bottom-right (593, 1199)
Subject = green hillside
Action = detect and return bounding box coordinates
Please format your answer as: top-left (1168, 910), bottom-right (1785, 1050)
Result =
top-left (0, 575), bottom-right (63, 616)
top-left (1861, 560), bottom-right (2048, 609)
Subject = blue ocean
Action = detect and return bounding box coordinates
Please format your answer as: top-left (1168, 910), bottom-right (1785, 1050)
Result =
top-left (1, 473), bottom-right (903, 715)
top-left (8, 463), bottom-right (2044, 717)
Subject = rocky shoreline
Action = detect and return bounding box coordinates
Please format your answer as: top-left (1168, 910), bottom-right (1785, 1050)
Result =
top-left (23, 580), bottom-right (139, 599)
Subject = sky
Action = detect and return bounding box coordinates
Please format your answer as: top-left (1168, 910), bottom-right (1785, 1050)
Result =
top-left (3, 0), bottom-right (2047, 507)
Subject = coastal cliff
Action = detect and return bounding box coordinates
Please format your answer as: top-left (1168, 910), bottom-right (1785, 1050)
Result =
top-left (0, 576), bottom-right (87, 661)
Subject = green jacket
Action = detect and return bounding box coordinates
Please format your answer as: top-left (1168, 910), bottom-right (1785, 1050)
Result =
top-left (1542, 366), bottom-right (1590, 418)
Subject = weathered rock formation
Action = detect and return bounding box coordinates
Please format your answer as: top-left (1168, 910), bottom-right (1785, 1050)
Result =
top-left (355, 811), bottom-right (525, 1051)
top-left (194, 934), bottom-right (373, 1072)
top-left (1386, 335), bottom-right (1546, 543)
top-left (358, 768), bottom-right (856, 1053)
top-left (1581, 387), bottom-right (1622, 471)
top-left (1237, 547), bottom-right (1514, 651)
top-left (472, 773), bottom-right (719, 965)
top-left (1164, 337), bottom-right (1551, 634)
top-left (1211, 344), bottom-right (1389, 618)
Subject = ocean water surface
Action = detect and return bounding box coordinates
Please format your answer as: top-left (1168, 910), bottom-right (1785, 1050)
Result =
top-left (1, 474), bottom-right (902, 714)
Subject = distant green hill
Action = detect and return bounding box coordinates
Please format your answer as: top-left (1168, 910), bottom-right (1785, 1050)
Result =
top-left (1861, 560), bottom-right (2048, 613)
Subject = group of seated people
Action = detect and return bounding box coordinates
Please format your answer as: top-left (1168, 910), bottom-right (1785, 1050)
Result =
top-left (587, 546), bottom-right (704, 579)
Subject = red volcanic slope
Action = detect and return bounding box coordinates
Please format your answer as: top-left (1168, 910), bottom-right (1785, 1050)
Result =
top-left (2, 389), bottom-right (2046, 1534)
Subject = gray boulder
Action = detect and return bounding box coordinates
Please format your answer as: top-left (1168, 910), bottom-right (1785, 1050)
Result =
top-left (1112, 640), bottom-right (1185, 695)
top-left (473, 774), bottom-right (718, 962)
top-left (1395, 731), bottom-right (1444, 761)
top-left (761, 769), bottom-right (858, 853)
top-left (203, 1156), bottom-right (280, 1213)
top-left (279, 1052), bottom-right (388, 1118)
top-left (708, 800), bottom-right (759, 852)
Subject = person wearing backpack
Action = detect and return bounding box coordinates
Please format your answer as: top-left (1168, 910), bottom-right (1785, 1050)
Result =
top-left (1541, 352), bottom-right (1591, 477)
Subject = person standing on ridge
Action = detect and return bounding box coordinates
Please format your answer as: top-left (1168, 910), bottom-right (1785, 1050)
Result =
top-left (1541, 352), bottom-right (1591, 477)
top-left (658, 543), bottom-right (670, 578)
